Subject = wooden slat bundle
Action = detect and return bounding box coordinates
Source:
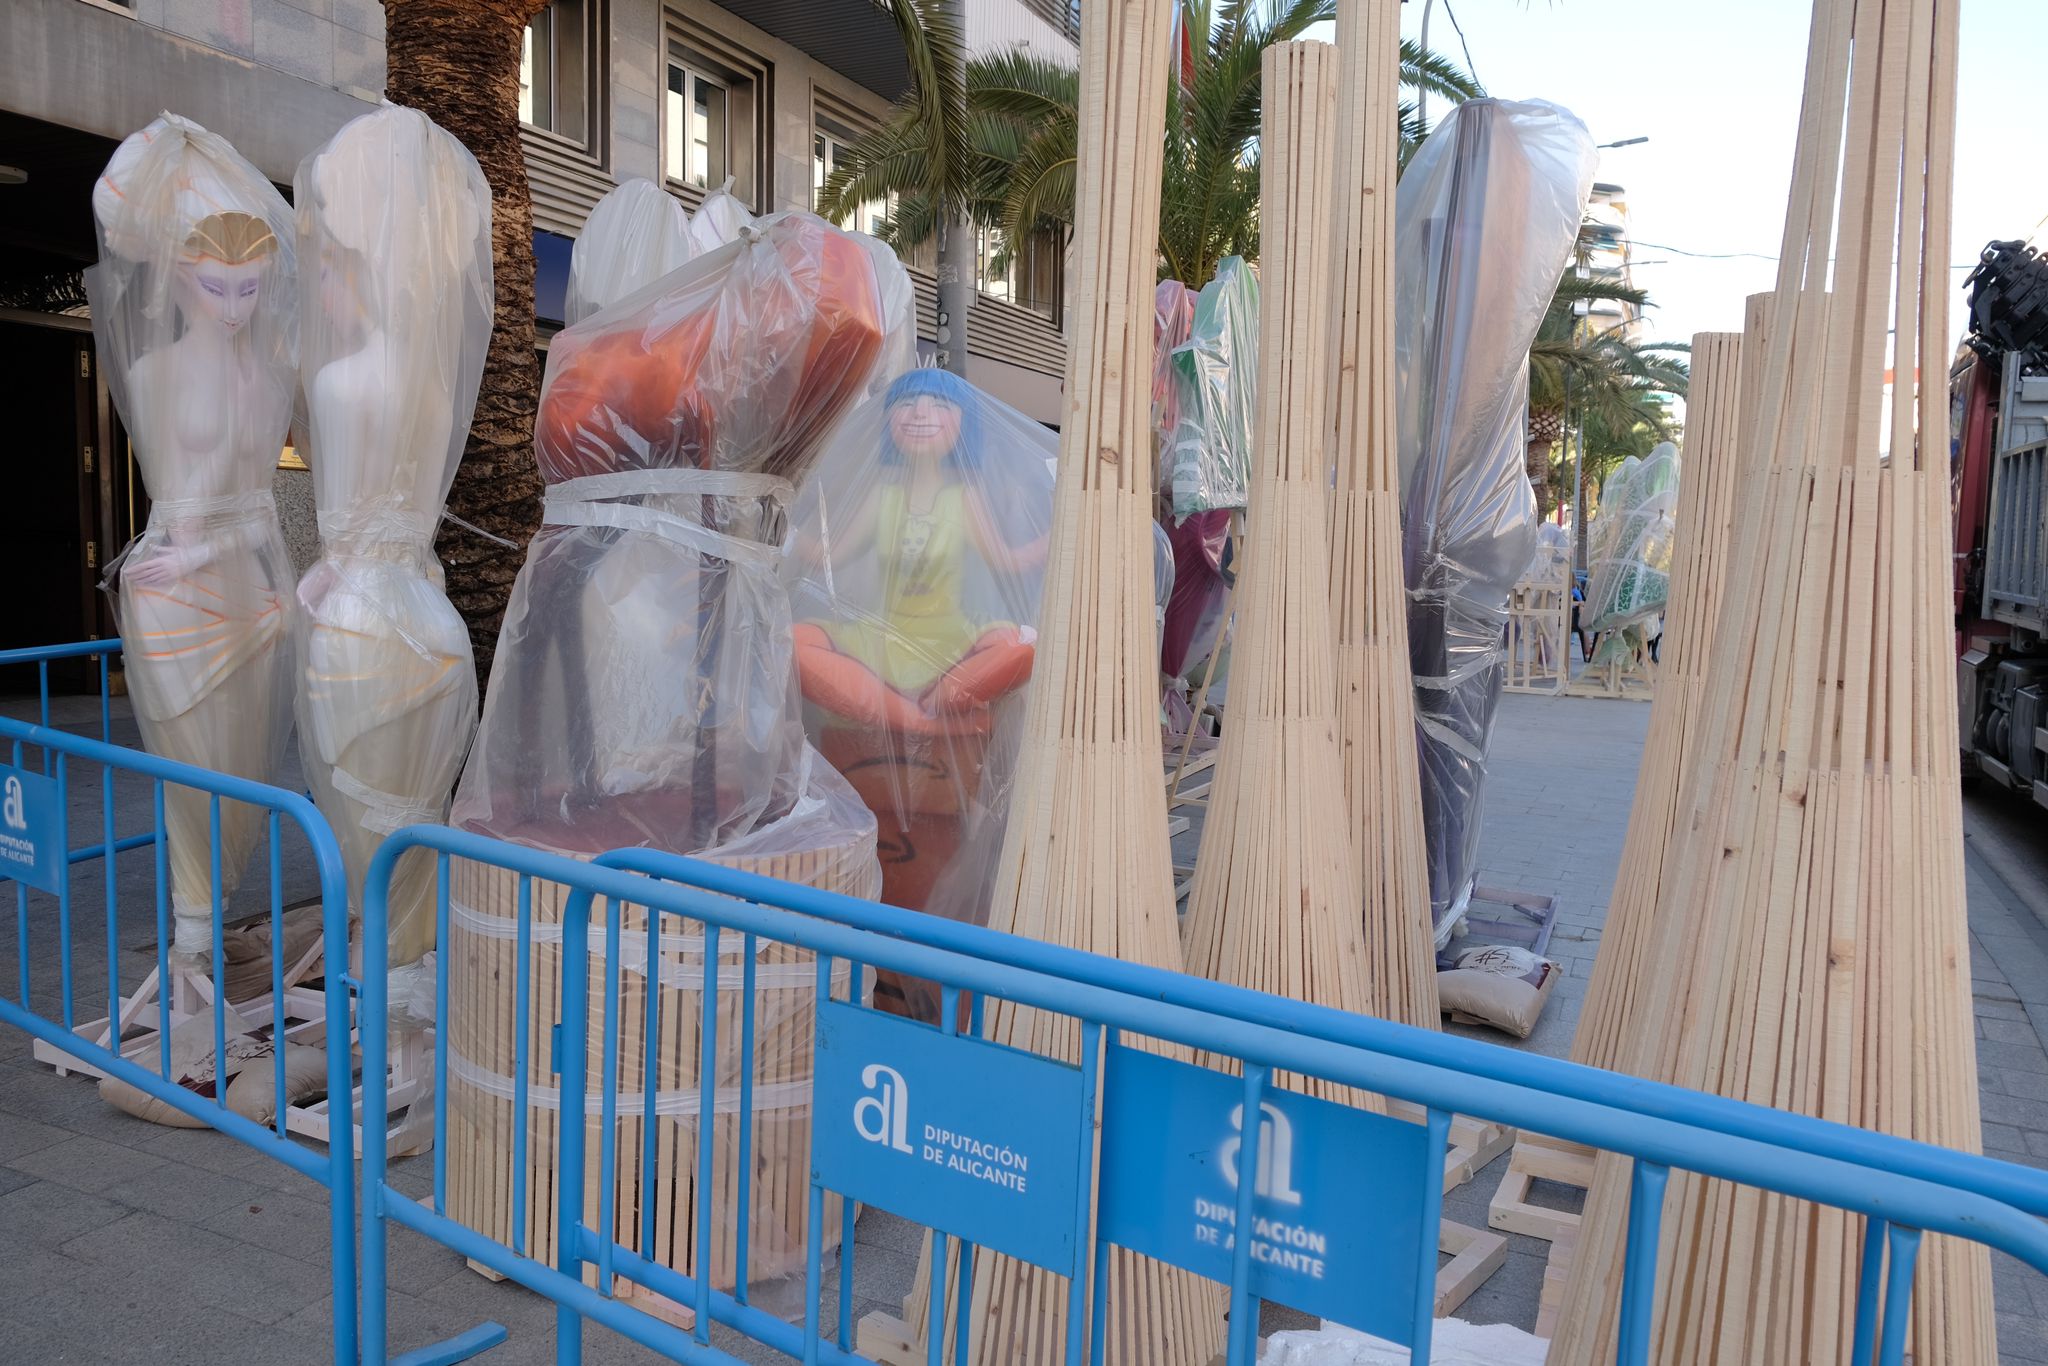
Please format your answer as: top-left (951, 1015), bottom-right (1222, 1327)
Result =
top-left (1546, 0), bottom-right (1993, 1360)
top-left (1182, 41), bottom-right (1374, 1092)
top-left (444, 836), bottom-right (872, 1317)
top-left (1325, 0), bottom-right (1440, 1029)
top-left (902, 0), bottom-right (1225, 1360)
top-left (1565, 324), bottom-right (1751, 1075)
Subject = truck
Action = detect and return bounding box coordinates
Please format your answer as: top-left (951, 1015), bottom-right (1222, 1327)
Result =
top-left (1953, 240), bottom-right (2048, 809)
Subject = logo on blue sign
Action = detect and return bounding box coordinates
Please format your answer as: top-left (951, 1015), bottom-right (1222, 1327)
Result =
top-left (812, 1001), bottom-right (1085, 1273)
top-left (1097, 1044), bottom-right (1440, 1344)
top-left (1223, 1101), bottom-right (1305, 1206)
top-left (0, 764), bottom-right (62, 894)
top-left (853, 1064), bottom-right (914, 1153)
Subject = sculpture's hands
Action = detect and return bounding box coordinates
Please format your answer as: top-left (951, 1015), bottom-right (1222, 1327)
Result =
top-left (122, 537), bottom-right (215, 587)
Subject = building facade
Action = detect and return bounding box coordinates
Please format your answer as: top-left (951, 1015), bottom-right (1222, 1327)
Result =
top-left (0, 0), bottom-right (1074, 655)
top-left (1581, 181), bottom-right (1640, 343)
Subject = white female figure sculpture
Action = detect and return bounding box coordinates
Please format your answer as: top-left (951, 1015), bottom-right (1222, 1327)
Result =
top-left (87, 115), bottom-right (298, 962)
top-left (294, 106), bottom-right (491, 987)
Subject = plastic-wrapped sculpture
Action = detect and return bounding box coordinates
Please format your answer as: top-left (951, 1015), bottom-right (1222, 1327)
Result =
top-left (787, 371), bottom-right (1054, 1015)
top-left (448, 211), bottom-right (911, 1296)
top-left (1167, 255), bottom-right (1259, 519)
top-left (456, 211), bottom-right (912, 855)
top-left (563, 178), bottom-right (693, 326)
top-left (1152, 279), bottom-right (1196, 491)
top-left (1395, 99), bottom-right (1595, 940)
top-left (86, 115), bottom-right (298, 962)
top-left (293, 105), bottom-right (491, 978)
top-left (1581, 441), bottom-right (1680, 667)
top-left (685, 177), bottom-right (757, 258)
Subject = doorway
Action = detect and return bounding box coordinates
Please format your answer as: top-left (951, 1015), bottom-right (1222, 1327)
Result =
top-left (0, 317), bottom-right (138, 692)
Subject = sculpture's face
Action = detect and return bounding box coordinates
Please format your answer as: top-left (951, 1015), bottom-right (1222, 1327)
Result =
top-left (175, 210), bottom-right (277, 336)
top-left (177, 256), bottom-right (266, 334)
top-left (888, 390), bottom-right (964, 465)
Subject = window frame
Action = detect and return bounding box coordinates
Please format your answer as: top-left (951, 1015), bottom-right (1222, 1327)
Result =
top-left (662, 11), bottom-right (770, 214)
top-left (666, 60), bottom-right (733, 194)
top-left (520, 0), bottom-right (601, 155)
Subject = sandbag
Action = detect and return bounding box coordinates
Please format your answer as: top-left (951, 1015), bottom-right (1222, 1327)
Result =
top-left (99, 1014), bottom-right (328, 1129)
top-left (1436, 943), bottom-right (1560, 1039)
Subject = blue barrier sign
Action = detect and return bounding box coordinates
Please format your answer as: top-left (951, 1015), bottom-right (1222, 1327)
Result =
top-left (1097, 1043), bottom-right (1435, 1340)
top-left (812, 1000), bottom-right (1087, 1274)
top-left (0, 764), bottom-right (63, 894)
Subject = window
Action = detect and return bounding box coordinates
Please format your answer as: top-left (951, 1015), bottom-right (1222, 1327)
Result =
top-left (521, 0), bottom-right (593, 146)
top-left (666, 62), bottom-right (729, 190)
top-left (663, 15), bottom-right (768, 210)
top-left (976, 225), bottom-right (1016, 306)
top-left (813, 119), bottom-right (891, 239)
top-left (975, 224), bottom-right (1062, 322)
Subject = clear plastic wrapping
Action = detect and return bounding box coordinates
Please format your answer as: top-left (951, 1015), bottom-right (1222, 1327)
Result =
top-left (451, 211), bottom-right (914, 868)
top-left (293, 105), bottom-right (492, 971)
top-left (1395, 98), bottom-right (1596, 939)
top-left (784, 371), bottom-right (1056, 956)
top-left (86, 115), bottom-right (299, 960)
top-left (1168, 256), bottom-right (1259, 519)
top-left (1160, 509), bottom-right (1232, 682)
top-left (1520, 521), bottom-right (1573, 585)
top-left (1582, 441), bottom-right (1680, 666)
top-left (684, 178), bottom-right (757, 258)
top-left (564, 178), bottom-right (693, 326)
top-left (1152, 279), bottom-right (1196, 490)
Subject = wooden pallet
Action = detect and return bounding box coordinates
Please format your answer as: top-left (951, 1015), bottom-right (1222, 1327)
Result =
top-left (1503, 573), bottom-right (1571, 696)
top-left (33, 904), bottom-right (328, 1084)
top-left (1561, 653), bottom-right (1654, 701)
top-left (1534, 1221), bottom-right (1579, 1341)
top-left (1486, 1131), bottom-right (1595, 1245)
top-left (1385, 1100), bottom-right (1516, 1193)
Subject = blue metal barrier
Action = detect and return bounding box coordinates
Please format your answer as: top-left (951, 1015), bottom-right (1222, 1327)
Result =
top-left (360, 827), bottom-right (2048, 1366)
top-left (0, 692), bottom-right (358, 1365)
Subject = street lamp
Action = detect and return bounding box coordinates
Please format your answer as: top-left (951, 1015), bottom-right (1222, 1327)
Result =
top-left (1598, 136), bottom-right (1650, 149)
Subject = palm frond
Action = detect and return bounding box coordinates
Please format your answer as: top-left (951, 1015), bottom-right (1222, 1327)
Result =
top-left (1399, 37), bottom-right (1482, 101)
top-left (883, 0), bottom-right (971, 201)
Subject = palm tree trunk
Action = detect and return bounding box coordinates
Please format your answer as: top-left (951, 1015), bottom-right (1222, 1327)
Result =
top-left (933, 0), bottom-right (972, 377)
top-left (384, 0), bottom-right (550, 695)
top-left (936, 213), bottom-right (974, 377)
top-left (1525, 436), bottom-right (1555, 521)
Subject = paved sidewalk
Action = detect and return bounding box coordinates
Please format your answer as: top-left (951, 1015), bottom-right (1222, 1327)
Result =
top-left (0, 690), bottom-right (2044, 1362)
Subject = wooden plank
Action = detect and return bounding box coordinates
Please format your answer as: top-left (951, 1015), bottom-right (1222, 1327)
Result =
top-left (1434, 1220), bottom-right (1509, 1318)
top-left (1325, 0), bottom-right (1439, 1030)
top-left (898, 1), bottom-right (1225, 1360)
top-left (1547, 0), bottom-right (1994, 1357)
top-left (1182, 40), bottom-right (1378, 1109)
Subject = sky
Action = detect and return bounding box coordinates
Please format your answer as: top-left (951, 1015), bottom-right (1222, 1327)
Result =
top-left (1312, 0), bottom-right (2048, 358)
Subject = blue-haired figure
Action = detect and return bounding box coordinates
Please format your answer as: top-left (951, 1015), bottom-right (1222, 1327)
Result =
top-left (794, 367), bottom-right (1050, 732)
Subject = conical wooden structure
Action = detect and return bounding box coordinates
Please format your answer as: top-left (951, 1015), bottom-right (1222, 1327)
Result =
top-left (903, 0), bottom-right (1224, 1360)
top-left (1183, 42), bottom-right (1375, 1096)
top-left (1547, 0), bottom-right (1994, 1359)
top-left (1566, 321), bottom-right (1752, 1074)
top-left (1325, 0), bottom-right (1438, 1029)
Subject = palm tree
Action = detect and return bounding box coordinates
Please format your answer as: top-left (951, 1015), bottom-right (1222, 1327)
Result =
top-left (384, 0), bottom-right (552, 692)
top-left (1526, 270), bottom-right (1689, 523)
top-left (820, 1), bottom-right (1482, 290)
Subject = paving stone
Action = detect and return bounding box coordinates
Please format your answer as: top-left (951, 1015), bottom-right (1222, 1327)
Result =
top-left (1987, 1120), bottom-right (2029, 1152)
top-left (1986, 1017), bottom-right (2044, 1046)
top-left (1982, 1040), bottom-right (2048, 1076)
top-left (96, 1154), bottom-right (259, 1222)
top-left (5, 1132), bottom-right (165, 1194)
top-left (61, 1210), bottom-right (337, 1325)
top-left (0, 1107), bottom-right (70, 1164)
top-left (0, 1177), bottom-right (133, 1250)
